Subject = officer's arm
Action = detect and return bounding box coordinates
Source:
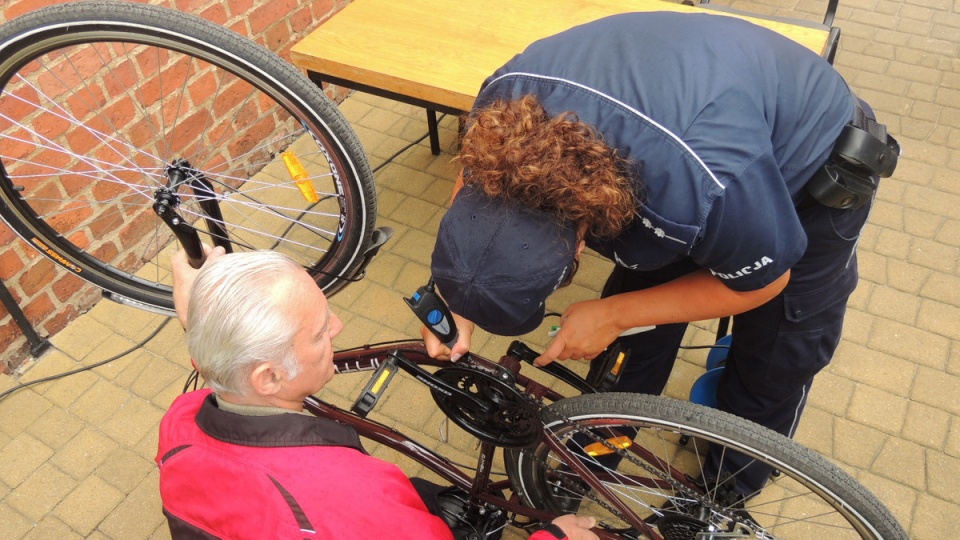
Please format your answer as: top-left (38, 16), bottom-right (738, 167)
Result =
top-left (535, 268), bottom-right (789, 365)
top-left (606, 267), bottom-right (790, 328)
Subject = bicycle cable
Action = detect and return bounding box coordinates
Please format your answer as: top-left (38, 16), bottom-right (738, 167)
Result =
top-left (0, 317), bottom-right (173, 404)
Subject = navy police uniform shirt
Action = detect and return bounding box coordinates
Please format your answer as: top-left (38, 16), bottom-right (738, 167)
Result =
top-left (475, 12), bottom-right (856, 292)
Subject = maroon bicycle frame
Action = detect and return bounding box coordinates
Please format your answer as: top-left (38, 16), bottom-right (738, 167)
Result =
top-left (304, 340), bottom-right (687, 540)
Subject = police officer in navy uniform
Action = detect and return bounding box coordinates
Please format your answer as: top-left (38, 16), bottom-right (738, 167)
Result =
top-left (423, 12), bottom-right (897, 498)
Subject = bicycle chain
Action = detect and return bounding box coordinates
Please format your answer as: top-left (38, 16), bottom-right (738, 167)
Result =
top-left (432, 361), bottom-right (761, 536)
top-left (521, 392), bottom-right (763, 538)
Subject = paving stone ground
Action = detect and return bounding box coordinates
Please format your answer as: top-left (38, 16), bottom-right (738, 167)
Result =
top-left (1, 0), bottom-right (958, 537)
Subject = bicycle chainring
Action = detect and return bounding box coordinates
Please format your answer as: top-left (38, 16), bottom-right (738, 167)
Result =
top-left (431, 365), bottom-right (541, 447)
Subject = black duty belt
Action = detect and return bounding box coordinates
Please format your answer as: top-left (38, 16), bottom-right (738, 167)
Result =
top-left (805, 101), bottom-right (901, 210)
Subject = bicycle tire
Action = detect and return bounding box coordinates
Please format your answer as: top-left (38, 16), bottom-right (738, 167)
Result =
top-left (504, 393), bottom-right (906, 539)
top-left (0, 0), bottom-right (377, 315)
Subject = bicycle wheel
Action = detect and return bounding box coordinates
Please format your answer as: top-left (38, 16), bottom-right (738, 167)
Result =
top-left (505, 393), bottom-right (906, 539)
top-left (0, 1), bottom-right (377, 314)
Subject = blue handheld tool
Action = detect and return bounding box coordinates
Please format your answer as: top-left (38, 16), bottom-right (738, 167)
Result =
top-left (404, 279), bottom-right (459, 348)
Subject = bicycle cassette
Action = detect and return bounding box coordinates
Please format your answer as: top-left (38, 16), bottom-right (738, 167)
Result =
top-left (431, 365), bottom-right (541, 447)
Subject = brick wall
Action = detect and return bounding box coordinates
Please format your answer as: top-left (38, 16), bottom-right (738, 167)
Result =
top-left (0, 0), bottom-right (351, 372)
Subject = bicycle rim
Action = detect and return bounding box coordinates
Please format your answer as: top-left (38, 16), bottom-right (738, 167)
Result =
top-left (0, 1), bottom-right (376, 314)
top-left (505, 393), bottom-right (906, 539)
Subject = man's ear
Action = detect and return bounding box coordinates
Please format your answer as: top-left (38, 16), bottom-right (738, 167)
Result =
top-left (576, 239), bottom-right (586, 257)
top-left (248, 362), bottom-right (283, 397)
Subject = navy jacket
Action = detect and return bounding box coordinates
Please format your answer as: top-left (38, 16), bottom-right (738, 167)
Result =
top-left (477, 12), bottom-right (856, 293)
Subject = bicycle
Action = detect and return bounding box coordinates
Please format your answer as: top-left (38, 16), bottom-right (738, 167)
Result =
top-left (313, 336), bottom-right (907, 539)
top-left (0, 0), bottom-right (387, 316)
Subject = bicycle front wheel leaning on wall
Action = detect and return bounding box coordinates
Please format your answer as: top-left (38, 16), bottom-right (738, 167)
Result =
top-left (0, 0), bottom-right (377, 315)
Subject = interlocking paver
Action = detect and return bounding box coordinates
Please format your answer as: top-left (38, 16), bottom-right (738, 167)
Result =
top-left (52, 475), bottom-right (124, 536)
top-left (872, 437), bottom-right (928, 489)
top-left (50, 429), bottom-right (119, 482)
top-left (0, 433), bottom-right (53, 488)
top-left (912, 493), bottom-right (960, 539)
top-left (25, 407), bottom-right (85, 451)
top-left (0, 501), bottom-right (33, 539)
top-left (67, 380), bottom-right (130, 428)
top-left (99, 398), bottom-right (164, 449)
top-left (95, 448), bottom-right (156, 494)
top-left (0, 389), bottom-right (52, 438)
top-left (901, 400), bottom-right (952, 448)
top-left (0, 0), bottom-right (958, 537)
top-left (926, 450), bottom-right (960, 504)
top-left (97, 472), bottom-right (166, 540)
top-left (4, 464), bottom-right (77, 522)
top-left (832, 417), bottom-right (888, 469)
top-left (830, 342), bottom-right (918, 394)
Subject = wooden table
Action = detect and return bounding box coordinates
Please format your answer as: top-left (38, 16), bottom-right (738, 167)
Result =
top-left (291, 0), bottom-right (840, 154)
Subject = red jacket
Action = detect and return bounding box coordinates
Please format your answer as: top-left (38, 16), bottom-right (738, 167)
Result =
top-left (156, 390), bottom-right (454, 539)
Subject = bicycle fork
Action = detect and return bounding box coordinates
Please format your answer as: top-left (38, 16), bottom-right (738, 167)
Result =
top-left (153, 159), bottom-right (233, 268)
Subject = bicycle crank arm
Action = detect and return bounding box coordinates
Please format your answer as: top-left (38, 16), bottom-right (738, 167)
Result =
top-left (507, 341), bottom-right (598, 394)
top-left (351, 351), bottom-right (493, 416)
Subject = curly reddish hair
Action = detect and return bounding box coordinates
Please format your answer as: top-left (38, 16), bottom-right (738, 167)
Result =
top-left (458, 95), bottom-right (638, 238)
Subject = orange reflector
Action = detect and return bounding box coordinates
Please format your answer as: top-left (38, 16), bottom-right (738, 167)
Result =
top-left (611, 351), bottom-right (626, 376)
top-left (584, 436), bottom-right (633, 457)
top-left (282, 151), bottom-right (319, 203)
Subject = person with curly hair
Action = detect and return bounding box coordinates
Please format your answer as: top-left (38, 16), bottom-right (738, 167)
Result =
top-left (423, 12), bottom-right (895, 499)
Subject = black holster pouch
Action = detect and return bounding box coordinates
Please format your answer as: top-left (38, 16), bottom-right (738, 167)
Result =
top-left (806, 104), bottom-right (901, 210)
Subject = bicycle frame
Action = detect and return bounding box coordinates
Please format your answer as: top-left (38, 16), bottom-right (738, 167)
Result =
top-left (307, 340), bottom-right (680, 540)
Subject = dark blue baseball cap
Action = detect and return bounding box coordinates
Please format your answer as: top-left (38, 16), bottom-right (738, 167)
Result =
top-left (431, 184), bottom-right (578, 336)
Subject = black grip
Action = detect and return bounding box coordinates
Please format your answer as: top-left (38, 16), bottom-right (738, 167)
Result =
top-left (404, 280), bottom-right (458, 348)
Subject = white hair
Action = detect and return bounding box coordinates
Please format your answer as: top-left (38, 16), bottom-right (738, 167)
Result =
top-left (186, 251), bottom-right (307, 396)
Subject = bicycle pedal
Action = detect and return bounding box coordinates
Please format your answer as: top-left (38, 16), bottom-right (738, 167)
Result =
top-left (351, 354), bottom-right (399, 417)
top-left (586, 343), bottom-right (629, 392)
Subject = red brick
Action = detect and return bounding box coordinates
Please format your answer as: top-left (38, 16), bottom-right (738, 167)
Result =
top-left (23, 292), bottom-right (55, 324)
top-left (51, 272), bottom-right (86, 303)
top-left (88, 208), bottom-right (125, 240)
top-left (289, 5), bottom-right (314, 35)
top-left (0, 319), bottom-right (19, 351)
top-left (247, 0), bottom-right (297, 37)
top-left (173, 0), bottom-right (206, 12)
top-left (227, 0), bottom-right (254, 20)
top-left (265, 20), bottom-right (292, 54)
top-left (20, 257), bottom-right (56, 297)
top-left (0, 249), bottom-right (25, 281)
top-left (119, 210), bottom-right (157, 251)
top-left (42, 302), bottom-right (78, 336)
top-left (187, 71), bottom-right (219, 107)
top-left (199, 3), bottom-right (227, 26)
top-left (2, 127), bottom-right (37, 162)
top-left (311, 0), bottom-right (342, 24)
top-left (1, 83), bottom-right (39, 124)
top-left (103, 97), bottom-right (136, 131)
top-left (101, 58), bottom-right (138, 101)
top-left (24, 179), bottom-right (62, 220)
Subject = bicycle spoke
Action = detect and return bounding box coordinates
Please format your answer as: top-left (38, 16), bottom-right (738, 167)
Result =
top-left (0, 1), bottom-right (374, 312)
top-left (506, 394), bottom-right (906, 539)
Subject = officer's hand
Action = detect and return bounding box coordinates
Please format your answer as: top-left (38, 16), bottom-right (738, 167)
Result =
top-left (535, 299), bottom-right (622, 366)
top-left (172, 243), bottom-right (227, 329)
top-left (549, 515), bottom-right (598, 540)
top-left (421, 312), bottom-right (474, 361)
